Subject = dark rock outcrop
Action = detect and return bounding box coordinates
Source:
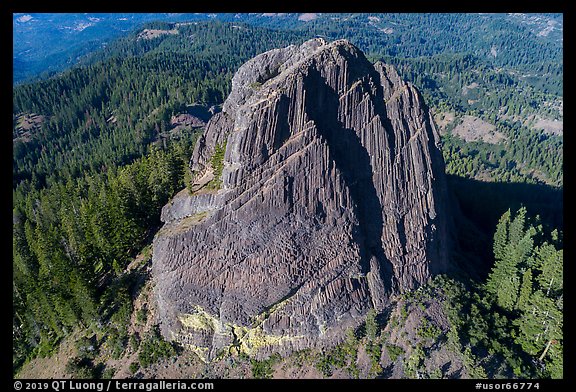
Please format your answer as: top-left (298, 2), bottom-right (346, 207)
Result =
top-left (152, 38), bottom-right (450, 360)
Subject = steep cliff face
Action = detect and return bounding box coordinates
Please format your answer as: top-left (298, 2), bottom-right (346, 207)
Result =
top-left (152, 38), bottom-right (450, 360)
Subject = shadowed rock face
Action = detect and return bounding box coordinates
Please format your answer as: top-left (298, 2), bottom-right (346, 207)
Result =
top-left (152, 38), bottom-right (450, 360)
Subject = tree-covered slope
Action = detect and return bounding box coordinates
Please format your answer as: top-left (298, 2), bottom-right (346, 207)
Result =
top-left (12, 22), bottom-right (306, 373)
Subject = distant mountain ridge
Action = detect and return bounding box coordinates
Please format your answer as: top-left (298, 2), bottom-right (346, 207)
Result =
top-left (13, 13), bottom-right (563, 84)
top-left (13, 13), bottom-right (196, 84)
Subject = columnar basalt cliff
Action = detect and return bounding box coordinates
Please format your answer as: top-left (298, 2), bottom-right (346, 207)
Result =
top-left (152, 38), bottom-right (450, 360)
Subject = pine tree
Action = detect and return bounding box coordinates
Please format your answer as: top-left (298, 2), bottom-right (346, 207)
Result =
top-left (516, 269), bottom-right (533, 311)
top-left (486, 208), bottom-right (536, 312)
top-left (365, 308), bottom-right (378, 341)
top-left (513, 291), bottom-right (561, 357)
top-left (508, 207), bottom-right (527, 246)
top-left (535, 245), bottom-right (563, 296)
top-left (492, 209), bottom-right (510, 262)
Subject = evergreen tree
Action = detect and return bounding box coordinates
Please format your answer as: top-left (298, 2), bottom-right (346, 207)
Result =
top-left (486, 207), bottom-right (538, 312)
top-left (516, 269), bottom-right (533, 311)
top-left (365, 309), bottom-right (378, 341)
top-left (492, 209), bottom-right (510, 262)
top-left (482, 208), bottom-right (563, 378)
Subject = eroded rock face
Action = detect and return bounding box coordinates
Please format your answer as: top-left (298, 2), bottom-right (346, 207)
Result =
top-left (152, 38), bottom-right (450, 360)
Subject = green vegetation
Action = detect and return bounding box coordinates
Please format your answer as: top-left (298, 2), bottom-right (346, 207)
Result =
top-left (314, 353), bottom-right (335, 377)
top-left (441, 124), bottom-right (562, 186)
top-left (75, 336), bottom-right (97, 360)
top-left (365, 341), bottom-right (383, 376)
top-left (342, 328), bottom-right (360, 378)
top-left (404, 343), bottom-right (425, 379)
top-left (249, 81), bottom-right (262, 90)
top-left (399, 303), bottom-right (409, 322)
top-left (385, 344), bottom-right (405, 362)
top-left (12, 142), bottom-right (190, 372)
top-left (129, 362), bottom-right (140, 374)
top-left (17, 14), bottom-right (563, 100)
top-left (364, 309), bottom-right (379, 341)
top-left (138, 326), bottom-right (179, 368)
top-left (314, 345), bottom-right (348, 377)
top-left (310, 327), bottom-right (360, 378)
top-left (383, 53), bottom-right (562, 121)
top-left (129, 334), bottom-right (141, 351)
top-left (13, 22), bottom-right (303, 188)
top-left (65, 357), bottom-right (95, 379)
top-left (432, 207), bottom-right (563, 378)
top-left (392, 50), bottom-right (563, 187)
top-left (205, 142), bottom-right (227, 190)
top-left (13, 16), bottom-right (563, 190)
top-left (250, 353), bottom-right (281, 379)
top-left (361, 309), bottom-right (383, 376)
top-left (315, 342), bottom-right (357, 377)
top-left (487, 208), bottom-right (563, 377)
top-left (101, 366), bottom-right (115, 379)
top-left (12, 22), bottom-right (304, 373)
top-left (417, 318), bottom-right (441, 341)
top-left (136, 308), bottom-right (147, 325)
top-left (288, 348), bottom-right (314, 369)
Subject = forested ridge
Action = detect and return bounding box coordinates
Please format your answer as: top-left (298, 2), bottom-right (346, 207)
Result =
top-left (13, 22), bottom-right (306, 188)
top-left (13, 22), bottom-right (305, 373)
top-left (12, 17), bottom-right (562, 378)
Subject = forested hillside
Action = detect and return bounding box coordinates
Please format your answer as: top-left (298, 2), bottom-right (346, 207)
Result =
top-left (14, 13), bottom-right (563, 184)
top-left (13, 22), bottom-right (306, 373)
top-left (13, 15), bottom-right (563, 379)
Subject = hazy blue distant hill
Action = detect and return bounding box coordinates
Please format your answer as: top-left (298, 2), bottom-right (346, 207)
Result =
top-left (13, 13), bottom-right (199, 84)
top-left (14, 13), bottom-right (563, 85)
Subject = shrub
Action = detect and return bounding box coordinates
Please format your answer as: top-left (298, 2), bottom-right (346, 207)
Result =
top-left (101, 367), bottom-right (116, 379)
top-left (400, 303), bottom-right (409, 322)
top-left (385, 344), bottom-right (405, 362)
top-left (130, 334), bottom-right (141, 351)
top-left (290, 348), bottom-right (312, 368)
top-left (106, 329), bottom-right (128, 360)
top-left (314, 354), bottom-right (333, 377)
top-left (417, 318), bottom-right (442, 341)
top-left (205, 142), bottom-right (227, 190)
top-left (129, 361), bottom-right (140, 374)
top-left (365, 309), bottom-right (379, 341)
top-left (138, 326), bottom-right (177, 368)
top-left (66, 357), bottom-right (95, 378)
top-left (75, 336), bottom-right (97, 360)
top-left (405, 343), bottom-right (425, 378)
top-left (136, 308), bottom-right (147, 325)
top-left (366, 341), bottom-right (383, 375)
top-left (250, 353), bottom-right (280, 379)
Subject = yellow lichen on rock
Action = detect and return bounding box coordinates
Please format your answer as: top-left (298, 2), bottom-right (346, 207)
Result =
top-left (238, 327), bottom-right (304, 356)
top-left (178, 306), bottom-right (219, 332)
top-left (177, 305), bottom-right (304, 359)
top-left (183, 343), bottom-right (210, 363)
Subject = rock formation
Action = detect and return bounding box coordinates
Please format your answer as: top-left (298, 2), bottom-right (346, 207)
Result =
top-left (152, 38), bottom-right (450, 360)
